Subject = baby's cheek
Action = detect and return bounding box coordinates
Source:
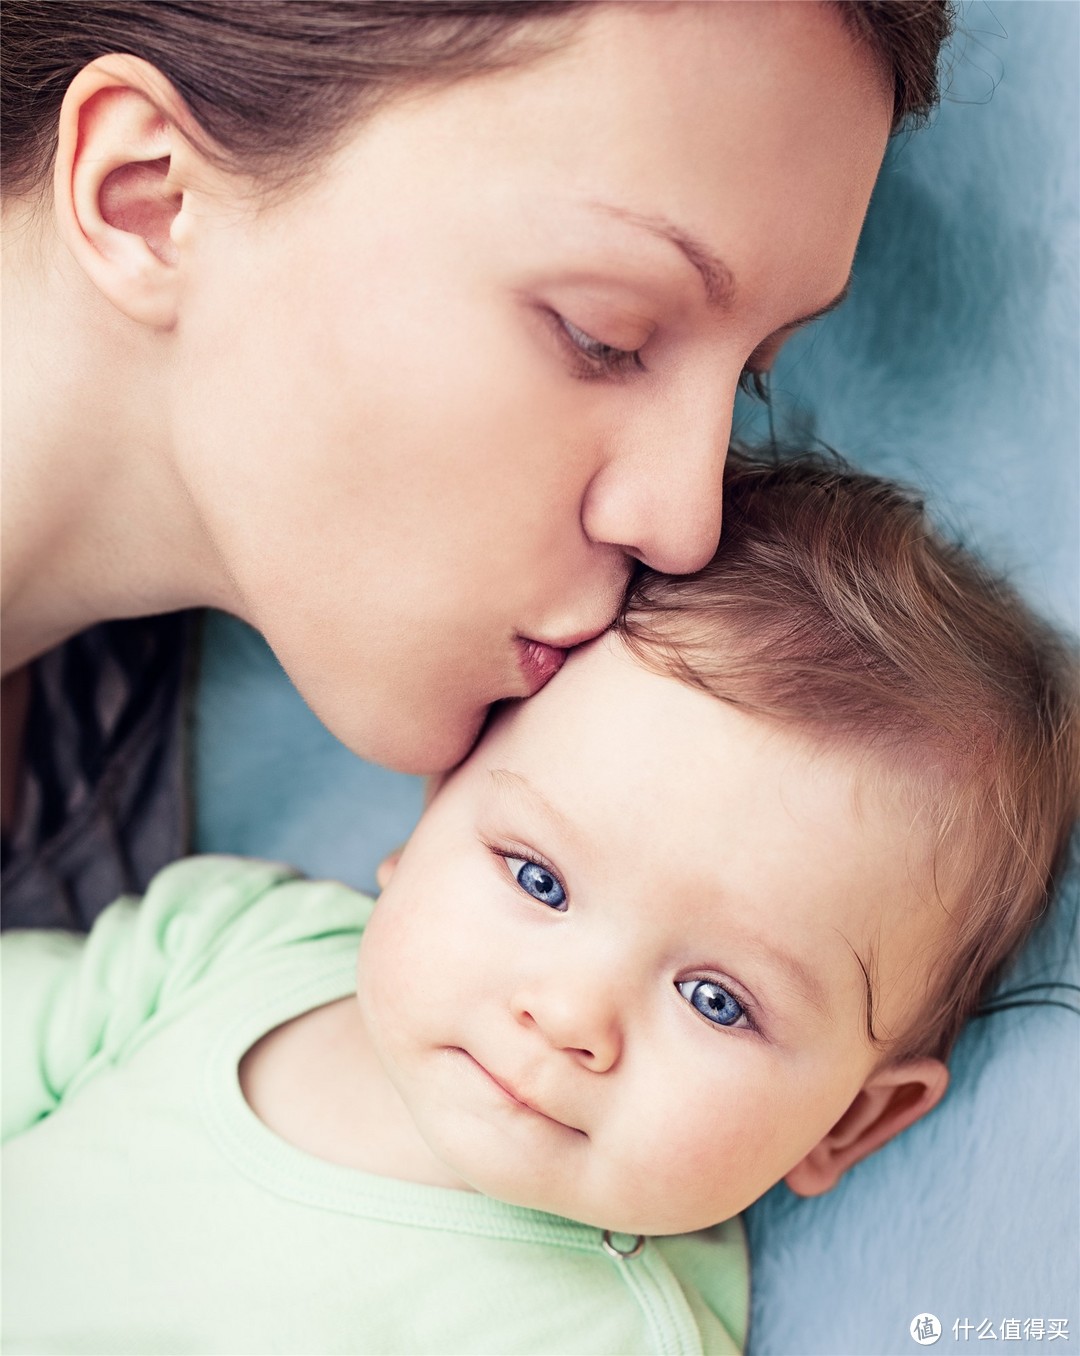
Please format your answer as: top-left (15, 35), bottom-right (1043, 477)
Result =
top-left (355, 927), bottom-right (390, 1041)
top-left (658, 1116), bottom-right (745, 1208)
top-left (362, 884), bottom-right (471, 1028)
top-left (357, 903), bottom-right (417, 1030)
top-left (364, 879), bottom-right (432, 968)
top-left (636, 1074), bottom-right (803, 1226)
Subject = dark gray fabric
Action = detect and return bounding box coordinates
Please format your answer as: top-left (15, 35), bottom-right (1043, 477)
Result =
top-left (1, 612), bottom-right (197, 932)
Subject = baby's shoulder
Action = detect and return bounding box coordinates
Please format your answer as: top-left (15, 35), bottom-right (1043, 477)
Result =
top-left (142, 854), bottom-right (373, 969)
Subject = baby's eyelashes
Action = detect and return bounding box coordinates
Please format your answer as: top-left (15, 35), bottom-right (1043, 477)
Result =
top-left (502, 855), bottom-right (568, 911)
top-left (677, 979), bottom-right (753, 1032)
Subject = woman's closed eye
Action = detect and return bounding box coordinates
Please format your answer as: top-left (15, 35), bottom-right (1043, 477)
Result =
top-left (502, 855), bottom-right (568, 910)
top-left (553, 311), bottom-right (769, 399)
top-left (553, 313), bottom-right (646, 380)
top-left (677, 979), bottom-right (751, 1030)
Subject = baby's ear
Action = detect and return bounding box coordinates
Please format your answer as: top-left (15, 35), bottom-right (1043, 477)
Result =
top-left (375, 848), bottom-right (405, 891)
top-left (784, 1057), bottom-right (949, 1197)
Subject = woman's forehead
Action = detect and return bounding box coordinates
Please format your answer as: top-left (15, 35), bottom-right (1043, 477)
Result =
top-left (334, 0), bottom-right (889, 317)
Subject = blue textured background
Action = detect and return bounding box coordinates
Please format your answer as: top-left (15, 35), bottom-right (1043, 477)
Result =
top-left (194, 4), bottom-right (1079, 1352)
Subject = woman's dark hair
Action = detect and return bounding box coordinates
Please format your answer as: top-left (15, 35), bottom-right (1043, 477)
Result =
top-left (3, 0), bottom-right (954, 201)
top-left (836, 0), bottom-right (955, 131)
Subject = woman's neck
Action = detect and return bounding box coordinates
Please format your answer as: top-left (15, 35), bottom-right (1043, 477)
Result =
top-left (1, 201), bottom-right (238, 673)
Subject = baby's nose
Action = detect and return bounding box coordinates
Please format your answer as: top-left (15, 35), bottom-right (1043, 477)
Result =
top-left (512, 980), bottom-right (622, 1073)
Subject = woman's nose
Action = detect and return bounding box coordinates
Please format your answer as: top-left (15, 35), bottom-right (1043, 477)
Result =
top-left (512, 975), bottom-right (622, 1074)
top-left (580, 379), bottom-right (734, 575)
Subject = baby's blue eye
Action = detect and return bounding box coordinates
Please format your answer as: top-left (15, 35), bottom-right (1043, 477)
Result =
top-left (677, 980), bottom-right (745, 1027)
top-left (505, 856), bottom-right (567, 910)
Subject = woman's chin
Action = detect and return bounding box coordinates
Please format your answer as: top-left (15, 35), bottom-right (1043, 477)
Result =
top-left (369, 704), bottom-right (489, 778)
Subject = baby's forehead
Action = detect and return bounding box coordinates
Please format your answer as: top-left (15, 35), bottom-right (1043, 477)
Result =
top-left (486, 632), bottom-right (727, 749)
top-left (482, 634), bottom-right (921, 835)
top-left (471, 636), bottom-right (947, 1016)
top-left (487, 634), bottom-right (909, 805)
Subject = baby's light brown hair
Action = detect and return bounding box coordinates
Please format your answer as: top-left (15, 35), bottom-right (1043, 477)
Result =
top-left (617, 448), bottom-right (1079, 1063)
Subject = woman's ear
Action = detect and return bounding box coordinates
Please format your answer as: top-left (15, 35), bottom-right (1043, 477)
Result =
top-left (53, 54), bottom-right (208, 329)
top-left (784, 1057), bottom-right (949, 1197)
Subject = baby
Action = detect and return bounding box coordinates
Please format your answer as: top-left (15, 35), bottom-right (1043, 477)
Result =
top-left (3, 451), bottom-right (1077, 1356)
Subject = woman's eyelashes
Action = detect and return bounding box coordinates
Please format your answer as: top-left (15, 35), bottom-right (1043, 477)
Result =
top-left (551, 310), bottom-right (770, 398)
top-left (677, 979), bottom-right (754, 1031)
top-left (553, 313), bottom-right (647, 380)
top-left (502, 854), bottom-right (568, 910)
top-left (737, 366), bottom-right (771, 402)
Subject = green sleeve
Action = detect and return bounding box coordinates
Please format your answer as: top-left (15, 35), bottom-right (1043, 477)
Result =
top-left (0, 855), bottom-right (336, 1143)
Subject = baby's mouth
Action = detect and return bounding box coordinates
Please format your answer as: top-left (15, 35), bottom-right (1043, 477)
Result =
top-left (457, 1049), bottom-right (583, 1134)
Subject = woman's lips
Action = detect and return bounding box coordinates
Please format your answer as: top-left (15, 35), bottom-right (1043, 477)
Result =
top-left (517, 638), bottom-right (568, 696)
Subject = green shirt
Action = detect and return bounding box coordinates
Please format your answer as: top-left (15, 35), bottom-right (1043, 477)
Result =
top-left (2, 856), bottom-right (749, 1355)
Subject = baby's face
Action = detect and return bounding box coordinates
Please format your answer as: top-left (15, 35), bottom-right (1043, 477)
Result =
top-left (358, 635), bottom-right (944, 1234)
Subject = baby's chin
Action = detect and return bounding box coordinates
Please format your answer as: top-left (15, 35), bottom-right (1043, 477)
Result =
top-left (452, 1154), bottom-right (725, 1237)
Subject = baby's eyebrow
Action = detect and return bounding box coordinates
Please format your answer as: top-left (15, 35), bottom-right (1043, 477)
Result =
top-left (738, 933), bottom-right (833, 1021)
top-left (488, 768), bottom-right (579, 845)
top-left (738, 929), bottom-right (876, 1034)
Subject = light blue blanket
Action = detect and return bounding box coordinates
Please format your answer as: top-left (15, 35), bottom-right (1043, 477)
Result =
top-left (194, 5), bottom-right (1079, 1351)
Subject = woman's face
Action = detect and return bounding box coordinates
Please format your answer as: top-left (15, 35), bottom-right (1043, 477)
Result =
top-left (171, 1), bottom-right (891, 773)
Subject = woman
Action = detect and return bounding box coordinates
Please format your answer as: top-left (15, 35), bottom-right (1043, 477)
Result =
top-left (1, 0), bottom-right (952, 926)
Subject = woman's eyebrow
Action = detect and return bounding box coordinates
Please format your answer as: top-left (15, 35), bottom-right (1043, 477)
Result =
top-left (585, 198), bottom-right (852, 327)
top-left (587, 200), bottom-right (734, 306)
